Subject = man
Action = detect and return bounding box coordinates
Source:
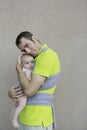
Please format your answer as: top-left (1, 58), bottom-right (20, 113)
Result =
top-left (8, 31), bottom-right (61, 130)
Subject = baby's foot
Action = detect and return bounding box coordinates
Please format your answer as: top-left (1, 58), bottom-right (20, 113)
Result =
top-left (11, 119), bottom-right (20, 128)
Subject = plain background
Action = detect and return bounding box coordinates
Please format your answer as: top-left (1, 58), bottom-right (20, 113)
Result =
top-left (0, 0), bottom-right (87, 130)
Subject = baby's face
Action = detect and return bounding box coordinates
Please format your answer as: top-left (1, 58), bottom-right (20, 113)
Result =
top-left (21, 55), bottom-right (34, 70)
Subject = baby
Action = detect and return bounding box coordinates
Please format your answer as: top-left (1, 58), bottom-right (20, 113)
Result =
top-left (10, 54), bottom-right (34, 128)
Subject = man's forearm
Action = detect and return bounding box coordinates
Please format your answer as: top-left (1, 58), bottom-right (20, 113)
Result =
top-left (17, 68), bottom-right (38, 97)
top-left (16, 56), bottom-right (39, 97)
top-left (17, 69), bottom-right (30, 92)
top-left (16, 63), bottom-right (46, 97)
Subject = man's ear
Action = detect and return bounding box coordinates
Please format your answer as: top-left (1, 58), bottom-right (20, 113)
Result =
top-left (32, 35), bottom-right (38, 42)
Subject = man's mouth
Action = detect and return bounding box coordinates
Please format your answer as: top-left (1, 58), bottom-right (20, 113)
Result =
top-left (31, 51), bottom-right (35, 56)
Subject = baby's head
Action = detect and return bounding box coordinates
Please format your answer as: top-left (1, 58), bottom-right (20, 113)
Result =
top-left (21, 54), bottom-right (34, 70)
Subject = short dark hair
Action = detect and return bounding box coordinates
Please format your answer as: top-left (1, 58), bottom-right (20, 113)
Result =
top-left (15, 31), bottom-right (33, 46)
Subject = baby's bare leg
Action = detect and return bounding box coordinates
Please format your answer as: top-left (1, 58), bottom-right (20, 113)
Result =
top-left (11, 96), bottom-right (27, 128)
top-left (10, 105), bottom-right (16, 119)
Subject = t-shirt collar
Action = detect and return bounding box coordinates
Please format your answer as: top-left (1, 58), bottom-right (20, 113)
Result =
top-left (38, 44), bottom-right (48, 55)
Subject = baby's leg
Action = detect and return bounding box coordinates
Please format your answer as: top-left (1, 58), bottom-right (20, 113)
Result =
top-left (11, 96), bottom-right (27, 128)
top-left (10, 105), bottom-right (16, 119)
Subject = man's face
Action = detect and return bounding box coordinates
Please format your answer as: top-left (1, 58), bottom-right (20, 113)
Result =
top-left (18, 37), bottom-right (38, 57)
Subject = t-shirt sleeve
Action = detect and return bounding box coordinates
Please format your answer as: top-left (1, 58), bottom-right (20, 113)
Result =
top-left (33, 56), bottom-right (54, 77)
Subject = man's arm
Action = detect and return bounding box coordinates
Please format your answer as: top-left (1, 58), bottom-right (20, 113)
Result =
top-left (17, 68), bottom-right (46, 97)
top-left (16, 57), bottom-right (46, 97)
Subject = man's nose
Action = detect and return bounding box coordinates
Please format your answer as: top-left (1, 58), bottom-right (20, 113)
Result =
top-left (25, 48), bottom-right (31, 54)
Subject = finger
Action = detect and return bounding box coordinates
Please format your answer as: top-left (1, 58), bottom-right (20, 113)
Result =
top-left (16, 93), bottom-right (24, 98)
top-left (15, 90), bottom-right (24, 96)
top-left (14, 86), bottom-right (23, 92)
top-left (12, 85), bottom-right (18, 89)
top-left (13, 93), bottom-right (24, 101)
top-left (17, 55), bottom-right (22, 64)
top-left (14, 88), bottom-right (24, 96)
top-left (14, 98), bottom-right (18, 102)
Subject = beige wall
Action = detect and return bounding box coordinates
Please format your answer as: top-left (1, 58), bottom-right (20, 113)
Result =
top-left (0, 0), bottom-right (87, 130)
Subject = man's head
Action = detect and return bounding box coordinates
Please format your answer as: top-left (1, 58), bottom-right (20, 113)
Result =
top-left (16, 31), bottom-right (33, 46)
top-left (15, 31), bottom-right (42, 57)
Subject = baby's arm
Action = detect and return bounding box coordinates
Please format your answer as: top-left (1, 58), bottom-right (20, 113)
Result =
top-left (24, 69), bottom-right (32, 80)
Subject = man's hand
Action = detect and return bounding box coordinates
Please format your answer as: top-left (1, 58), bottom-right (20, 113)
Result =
top-left (16, 55), bottom-right (22, 72)
top-left (8, 86), bottom-right (24, 101)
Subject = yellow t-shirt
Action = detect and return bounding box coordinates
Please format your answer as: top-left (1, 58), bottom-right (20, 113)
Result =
top-left (19, 44), bottom-right (61, 127)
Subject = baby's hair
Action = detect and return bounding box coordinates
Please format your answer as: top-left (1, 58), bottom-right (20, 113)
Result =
top-left (21, 54), bottom-right (33, 58)
top-left (21, 54), bottom-right (29, 59)
top-left (21, 54), bottom-right (34, 63)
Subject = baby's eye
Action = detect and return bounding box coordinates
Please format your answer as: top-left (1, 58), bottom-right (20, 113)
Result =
top-left (31, 61), bottom-right (34, 63)
top-left (26, 62), bottom-right (29, 64)
top-left (21, 49), bottom-right (25, 52)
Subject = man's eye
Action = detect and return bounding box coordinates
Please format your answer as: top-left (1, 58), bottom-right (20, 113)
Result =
top-left (21, 49), bottom-right (25, 52)
top-left (25, 44), bottom-right (29, 47)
